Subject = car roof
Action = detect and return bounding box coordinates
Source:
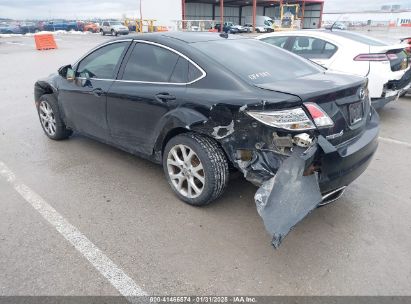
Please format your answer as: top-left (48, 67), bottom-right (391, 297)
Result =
top-left (257, 29), bottom-right (389, 46)
top-left (111, 32), bottom-right (248, 44)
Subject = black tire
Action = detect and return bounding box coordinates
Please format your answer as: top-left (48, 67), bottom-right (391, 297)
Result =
top-left (100, 29), bottom-right (105, 36)
top-left (256, 29), bottom-right (261, 33)
top-left (163, 133), bottom-right (229, 206)
top-left (37, 95), bottom-right (72, 140)
top-left (111, 29), bottom-right (117, 36)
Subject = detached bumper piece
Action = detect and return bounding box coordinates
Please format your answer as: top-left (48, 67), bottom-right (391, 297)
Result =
top-left (386, 68), bottom-right (411, 91)
top-left (372, 68), bottom-right (411, 109)
top-left (371, 95), bottom-right (398, 110)
top-left (255, 146), bottom-right (323, 249)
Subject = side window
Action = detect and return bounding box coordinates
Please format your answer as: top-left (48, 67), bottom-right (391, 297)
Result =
top-left (169, 57), bottom-right (188, 83)
top-left (261, 36), bottom-right (289, 48)
top-left (291, 36), bottom-right (337, 59)
top-left (324, 42), bottom-right (337, 56)
top-left (122, 43), bottom-right (180, 82)
top-left (103, 22), bottom-right (109, 26)
top-left (188, 62), bottom-right (203, 82)
top-left (77, 42), bottom-right (128, 79)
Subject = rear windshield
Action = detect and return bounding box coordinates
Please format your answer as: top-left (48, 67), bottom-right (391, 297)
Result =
top-left (330, 31), bottom-right (388, 46)
top-left (192, 39), bottom-right (322, 84)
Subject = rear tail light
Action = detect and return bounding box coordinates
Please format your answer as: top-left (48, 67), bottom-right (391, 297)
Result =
top-left (353, 53), bottom-right (388, 61)
top-left (304, 103), bottom-right (334, 128)
top-left (246, 108), bottom-right (315, 131)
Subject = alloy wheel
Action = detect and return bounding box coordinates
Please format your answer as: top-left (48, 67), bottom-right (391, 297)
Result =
top-left (167, 144), bottom-right (205, 199)
top-left (39, 100), bottom-right (57, 136)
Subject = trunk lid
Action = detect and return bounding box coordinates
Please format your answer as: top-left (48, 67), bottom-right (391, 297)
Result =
top-left (255, 71), bottom-right (370, 146)
top-left (369, 44), bottom-right (409, 72)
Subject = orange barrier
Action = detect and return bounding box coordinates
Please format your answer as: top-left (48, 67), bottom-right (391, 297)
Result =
top-left (208, 29), bottom-right (218, 32)
top-left (34, 33), bottom-right (57, 51)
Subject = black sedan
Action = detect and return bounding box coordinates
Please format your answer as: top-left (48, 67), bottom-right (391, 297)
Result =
top-left (34, 33), bottom-right (379, 247)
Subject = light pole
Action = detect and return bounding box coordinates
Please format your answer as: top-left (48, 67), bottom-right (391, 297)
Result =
top-left (139, 0), bottom-right (143, 33)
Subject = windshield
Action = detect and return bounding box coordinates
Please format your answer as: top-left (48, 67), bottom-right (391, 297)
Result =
top-left (111, 21), bottom-right (122, 25)
top-left (330, 30), bottom-right (388, 46)
top-left (265, 20), bottom-right (274, 26)
top-left (192, 39), bottom-right (322, 84)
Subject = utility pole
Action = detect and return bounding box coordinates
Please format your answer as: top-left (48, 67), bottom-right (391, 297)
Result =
top-left (139, 0), bottom-right (143, 32)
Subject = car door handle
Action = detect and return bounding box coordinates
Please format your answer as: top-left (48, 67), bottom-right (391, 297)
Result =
top-left (92, 88), bottom-right (104, 97)
top-left (155, 93), bottom-right (176, 102)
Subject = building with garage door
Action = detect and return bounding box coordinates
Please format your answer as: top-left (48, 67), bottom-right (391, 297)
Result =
top-left (141, 0), bottom-right (324, 31)
top-left (182, 0), bottom-right (324, 29)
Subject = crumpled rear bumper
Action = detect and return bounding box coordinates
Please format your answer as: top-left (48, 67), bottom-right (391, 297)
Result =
top-left (386, 67), bottom-right (411, 91)
top-left (252, 107), bottom-right (379, 248)
top-left (371, 68), bottom-right (411, 108)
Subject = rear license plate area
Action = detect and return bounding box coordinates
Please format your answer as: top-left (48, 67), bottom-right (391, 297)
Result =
top-left (349, 101), bottom-right (363, 125)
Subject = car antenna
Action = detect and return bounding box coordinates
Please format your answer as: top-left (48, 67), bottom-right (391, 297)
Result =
top-left (220, 32), bottom-right (229, 39)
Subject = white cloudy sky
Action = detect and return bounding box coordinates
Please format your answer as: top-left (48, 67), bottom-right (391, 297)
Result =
top-left (1, 0), bottom-right (411, 19)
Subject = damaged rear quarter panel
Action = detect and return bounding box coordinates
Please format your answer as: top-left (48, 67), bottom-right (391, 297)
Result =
top-left (185, 89), bottom-right (307, 185)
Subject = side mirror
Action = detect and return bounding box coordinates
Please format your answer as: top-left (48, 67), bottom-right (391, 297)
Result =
top-left (58, 64), bottom-right (75, 80)
top-left (66, 68), bottom-right (75, 81)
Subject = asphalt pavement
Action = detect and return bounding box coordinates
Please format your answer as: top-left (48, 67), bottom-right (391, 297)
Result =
top-left (0, 32), bottom-right (410, 297)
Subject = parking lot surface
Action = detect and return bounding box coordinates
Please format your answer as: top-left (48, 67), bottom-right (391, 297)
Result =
top-left (0, 33), bottom-right (411, 296)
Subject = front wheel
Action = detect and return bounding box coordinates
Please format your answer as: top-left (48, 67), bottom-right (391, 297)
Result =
top-left (100, 29), bottom-right (105, 35)
top-left (163, 133), bottom-right (229, 206)
top-left (111, 29), bottom-right (117, 36)
top-left (37, 95), bottom-right (72, 140)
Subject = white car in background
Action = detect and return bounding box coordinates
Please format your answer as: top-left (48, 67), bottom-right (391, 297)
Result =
top-left (100, 20), bottom-right (129, 36)
top-left (257, 30), bottom-right (411, 109)
top-left (244, 23), bottom-right (269, 33)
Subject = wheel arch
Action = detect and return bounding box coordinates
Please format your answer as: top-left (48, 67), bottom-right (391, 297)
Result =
top-left (152, 108), bottom-right (227, 162)
top-left (152, 108), bottom-right (232, 168)
top-left (34, 80), bottom-right (57, 103)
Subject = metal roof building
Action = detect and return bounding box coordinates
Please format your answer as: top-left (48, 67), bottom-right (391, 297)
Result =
top-left (182, 0), bottom-right (325, 29)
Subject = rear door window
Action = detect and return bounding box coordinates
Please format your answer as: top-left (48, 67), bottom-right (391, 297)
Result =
top-left (169, 57), bottom-right (188, 83)
top-left (122, 43), bottom-right (180, 82)
top-left (121, 42), bottom-right (202, 84)
top-left (291, 36), bottom-right (337, 59)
